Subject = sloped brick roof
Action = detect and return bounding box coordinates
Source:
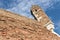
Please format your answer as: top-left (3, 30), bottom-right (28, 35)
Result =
top-left (0, 9), bottom-right (60, 40)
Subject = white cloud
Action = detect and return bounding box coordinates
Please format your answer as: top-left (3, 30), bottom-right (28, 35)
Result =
top-left (7, 0), bottom-right (51, 18)
top-left (7, 0), bottom-right (60, 19)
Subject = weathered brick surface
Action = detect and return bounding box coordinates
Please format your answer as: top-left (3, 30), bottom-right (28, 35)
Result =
top-left (0, 9), bottom-right (60, 40)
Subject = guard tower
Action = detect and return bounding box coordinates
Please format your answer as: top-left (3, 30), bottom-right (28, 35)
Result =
top-left (31, 5), bottom-right (54, 32)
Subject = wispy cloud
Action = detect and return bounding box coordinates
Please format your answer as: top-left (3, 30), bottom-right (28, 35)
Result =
top-left (7, 0), bottom-right (55, 19)
top-left (0, 0), bottom-right (21, 9)
top-left (6, 0), bottom-right (60, 20)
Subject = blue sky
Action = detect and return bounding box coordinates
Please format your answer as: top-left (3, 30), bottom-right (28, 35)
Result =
top-left (0, 0), bottom-right (60, 35)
